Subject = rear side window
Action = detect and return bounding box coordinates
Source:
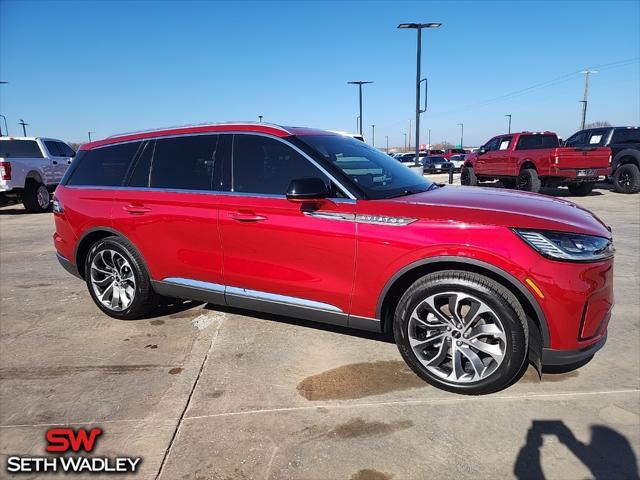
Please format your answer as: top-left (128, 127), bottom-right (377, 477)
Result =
top-left (57, 142), bottom-right (76, 157)
top-left (233, 134), bottom-right (327, 195)
top-left (150, 135), bottom-right (218, 191)
top-left (45, 141), bottom-right (62, 156)
top-left (66, 142), bottom-right (141, 186)
top-left (0, 140), bottom-right (43, 158)
top-left (127, 141), bottom-right (154, 187)
top-left (611, 128), bottom-right (640, 144)
top-left (516, 135), bottom-right (559, 150)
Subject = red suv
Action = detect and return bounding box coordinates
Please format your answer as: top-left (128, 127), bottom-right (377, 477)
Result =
top-left (53, 123), bottom-right (614, 395)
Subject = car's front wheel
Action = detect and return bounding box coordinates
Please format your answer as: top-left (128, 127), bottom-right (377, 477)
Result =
top-left (393, 271), bottom-right (528, 395)
top-left (460, 166), bottom-right (477, 186)
top-left (85, 236), bottom-right (157, 319)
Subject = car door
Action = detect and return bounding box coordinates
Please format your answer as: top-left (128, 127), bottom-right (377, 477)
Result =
top-left (492, 135), bottom-right (514, 175)
top-left (111, 134), bottom-right (227, 295)
top-left (42, 140), bottom-right (68, 184)
top-left (476, 137), bottom-right (500, 174)
top-left (219, 133), bottom-right (356, 324)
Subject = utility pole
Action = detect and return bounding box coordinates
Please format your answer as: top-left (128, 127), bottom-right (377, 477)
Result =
top-left (18, 119), bottom-right (28, 136)
top-left (408, 119), bottom-right (412, 151)
top-left (347, 81), bottom-right (373, 135)
top-left (403, 133), bottom-right (407, 152)
top-left (457, 123), bottom-right (464, 148)
top-left (580, 69), bottom-right (598, 130)
top-left (385, 135), bottom-right (389, 152)
top-left (371, 124), bottom-right (375, 147)
top-left (505, 114), bottom-right (512, 134)
top-left (428, 129), bottom-right (431, 149)
top-left (88, 131), bottom-right (94, 142)
top-left (258, 115), bottom-right (263, 123)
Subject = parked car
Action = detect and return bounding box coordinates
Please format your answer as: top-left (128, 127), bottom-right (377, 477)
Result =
top-left (421, 155), bottom-right (454, 173)
top-left (54, 123), bottom-right (614, 395)
top-left (564, 126), bottom-right (640, 194)
top-left (0, 137), bottom-right (75, 212)
top-left (425, 149), bottom-right (445, 156)
top-left (443, 148), bottom-right (467, 160)
top-left (448, 154), bottom-right (467, 172)
top-left (397, 153), bottom-right (417, 163)
top-left (461, 131), bottom-right (611, 196)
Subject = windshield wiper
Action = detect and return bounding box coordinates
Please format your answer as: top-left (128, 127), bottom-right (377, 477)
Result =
top-left (426, 183), bottom-right (442, 191)
top-left (385, 189), bottom-right (425, 199)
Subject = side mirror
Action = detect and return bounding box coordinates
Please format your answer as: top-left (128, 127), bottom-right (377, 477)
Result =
top-left (479, 146), bottom-right (488, 155)
top-left (286, 177), bottom-right (328, 202)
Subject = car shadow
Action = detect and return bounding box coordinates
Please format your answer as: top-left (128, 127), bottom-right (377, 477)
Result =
top-left (514, 420), bottom-right (639, 479)
top-left (139, 298), bottom-right (205, 320)
top-left (202, 303), bottom-right (395, 344)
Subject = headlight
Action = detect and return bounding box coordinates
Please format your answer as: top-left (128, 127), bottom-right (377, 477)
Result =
top-left (513, 229), bottom-right (614, 262)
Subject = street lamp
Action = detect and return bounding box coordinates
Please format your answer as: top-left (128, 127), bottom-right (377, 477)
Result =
top-left (371, 124), bottom-right (375, 147)
top-left (398, 22), bottom-right (441, 165)
top-left (457, 123), bottom-right (464, 149)
top-left (258, 115), bottom-right (263, 123)
top-left (505, 114), bottom-right (512, 134)
top-left (347, 81), bottom-right (373, 135)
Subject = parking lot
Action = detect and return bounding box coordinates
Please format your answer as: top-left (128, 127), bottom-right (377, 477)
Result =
top-left (0, 178), bottom-right (638, 479)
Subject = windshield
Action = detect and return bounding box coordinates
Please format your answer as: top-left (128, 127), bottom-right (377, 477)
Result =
top-left (298, 135), bottom-right (432, 199)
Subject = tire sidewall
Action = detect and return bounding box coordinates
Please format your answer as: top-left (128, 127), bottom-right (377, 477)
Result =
top-left (394, 275), bottom-right (528, 394)
top-left (85, 238), bottom-right (150, 319)
top-left (613, 164), bottom-right (640, 194)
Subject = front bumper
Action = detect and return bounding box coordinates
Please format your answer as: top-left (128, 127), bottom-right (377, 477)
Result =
top-left (542, 333), bottom-right (607, 366)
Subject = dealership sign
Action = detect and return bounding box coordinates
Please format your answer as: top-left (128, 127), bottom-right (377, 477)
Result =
top-left (6, 427), bottom-right (142, 474)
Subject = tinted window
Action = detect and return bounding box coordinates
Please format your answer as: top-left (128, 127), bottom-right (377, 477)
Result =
top-left (586, 129), bottom-right (609, 146)
top-left (516, 134), bottom-right (559, 150)
top-left (484, 137), bottom-right (501, 151)
top-left (128, 141), bottom-right (154, 187)
top-left (498, 136), bottom-right (513, 150)
top-left (57, 142), bottom-right (76, 157)
top-left (67, 142), bottom-right (141, 186)
top-left (611, 128), bottom-right (640, 144)
top-left (0, 140), bottom-right (43, 158)
top-left (233, 135), bottom-right (328, 195)
top-left (151, 135), bottom-right (218, 191)
top-left (45, 141), bottom-right (62, 156)
top-left (298, 135), bottom-right (432, 199)
top-left (564, 130), bottom-right (588, 147)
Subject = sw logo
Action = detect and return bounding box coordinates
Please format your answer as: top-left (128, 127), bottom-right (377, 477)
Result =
top-left (5, 427), bottom-right (142, 474)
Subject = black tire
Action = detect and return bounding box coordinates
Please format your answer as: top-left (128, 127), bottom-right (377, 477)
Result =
top-left (567, 182), bottom-right (595, 196)
top-left (516, 168), bottom-right (541, 193)
top-left (612, 163), bottom-right (640, 194)
top-left (393, 270), bottom-right (528, 395)
top-left (22, 180), bottom-right (51, 213)
top-left (501, 178), bottom-right (517, 189)
top-left (461, 166), bottom-right (477, 186)
top-left (85, 236), bottom-right (157, 320)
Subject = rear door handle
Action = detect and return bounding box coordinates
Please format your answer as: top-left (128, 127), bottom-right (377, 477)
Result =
top-left (52, 160), bottom-right (58, 165)
top-left (228, 211), bottom-right (267, 222)
top-left (124, 204), bottom-right (152, 215)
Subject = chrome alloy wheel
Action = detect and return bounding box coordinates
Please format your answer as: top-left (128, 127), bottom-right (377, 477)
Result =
top-left (36, 185), bottom-right (50, 209)
top-left (90, 249), bottom-right (136, 311)
top-left (407, 291), bottom-right (507, 383)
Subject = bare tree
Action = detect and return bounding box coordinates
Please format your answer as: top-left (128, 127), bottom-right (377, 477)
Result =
top-left (585, 121), bottom-right (612, 128)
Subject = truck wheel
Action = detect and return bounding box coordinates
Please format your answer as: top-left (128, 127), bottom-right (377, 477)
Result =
top-left (613, 164), bottom-right (640, 194)
top-left (393, 270), bottom-right (528, 395)
top-left (501, 179), bottom-right (516, 189)
top-left (85, 236), bottom-right (157, 320)
top-left (517, 169), bottom-right (541, 193)
top-left (461, 166), bottom-right (477, 186)
top-left (567, 182), bottom-right (595, 196)
top-left (22, 180), bottom-right (51, 213)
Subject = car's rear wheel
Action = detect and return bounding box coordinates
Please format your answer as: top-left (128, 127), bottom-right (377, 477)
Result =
top-left (393, 271), bottom-right (528, 395)
top-left (85, 236), bottom-right (157, 319)
top-left (461, 166), bottom-right (477, 186)
top-left (22, 180), bottom-right (50, 213)
top-left (613, 163), bottom-right (640, 194)
top-left (516, 168), bottom-right (541, 193)
top-left (567, 182), bottom-right (595, 196)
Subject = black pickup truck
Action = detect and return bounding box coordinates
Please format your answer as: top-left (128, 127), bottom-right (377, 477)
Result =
top-left (564, 126), bottom-right (640, 194)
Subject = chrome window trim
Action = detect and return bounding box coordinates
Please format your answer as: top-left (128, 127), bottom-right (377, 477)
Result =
top-left (78, 131), bottom-right (356, 200)
top-left (225, 286), bottom-right (343, 313)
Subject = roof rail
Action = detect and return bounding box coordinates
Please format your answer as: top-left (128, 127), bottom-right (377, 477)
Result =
top-left (106, 121), bottom-right (292, 139)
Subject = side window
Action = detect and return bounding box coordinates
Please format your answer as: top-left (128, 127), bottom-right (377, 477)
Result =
top-left (564, 131), bottom-right (588, 147)
top-left (66, 142), bottom-right (141, 186)
top-left (498, 136), bottom-right (513, 151)
top-left (611, 128), bottom-right (640, 144)
top-left (127, 141), bottom-right (154, 188)
top-left (232, 135), bottom-right (329, 195)
top-left (516, 135), bottom-right (558, 150)
top-left (0, 140), bottom-right (43, 158)
top-left (44, 141), bottom-right (63, 157)
top-left (484, 138), bottom-right (500, 151)
top-left (587, 129), bottom-right (608, 145)
top-left (150, 135), bottom-right (218, 191)
top-left (57, 142), bottom-right (76, 157)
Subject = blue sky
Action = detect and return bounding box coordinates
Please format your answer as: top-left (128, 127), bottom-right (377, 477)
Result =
top-left (1, 0), bottom-right (638, 147)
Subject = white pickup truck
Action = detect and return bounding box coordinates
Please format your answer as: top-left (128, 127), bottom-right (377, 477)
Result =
top-left (0, 137), bottom-right (75, 212)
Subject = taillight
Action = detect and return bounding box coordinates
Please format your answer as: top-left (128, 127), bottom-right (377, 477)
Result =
top-left (0, 161), bottom-right (11, 180)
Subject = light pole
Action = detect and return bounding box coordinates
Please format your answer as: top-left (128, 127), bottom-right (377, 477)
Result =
top-left (371, 125), bottom-right (375, 147)
top-left (347, 81), bottom-right (373, 135)
top-left (403, 133), bottom-right (407, 151)
top-left (505, 114), bottom-right (512, 134)
top-left (18, 119), bottom-right (28, 136)
top-left (356, 115), bottom-right (360, 133)
top-left (385, 135), bottom-right (389, 153)
top-left (0, 115), bottom-right (7, 136)
top-left (88, 131), bottom-right (94, 142)
top-left (428, 129), bottom-right (431, 149)
top-left (457, 123), bottom-right (464, 149)
top-left (258, 115), bottom-right (263, 123)
top-left (398, 22), bottom-right (441, 164)
top-left (579, 69), bottom-right (598, 130)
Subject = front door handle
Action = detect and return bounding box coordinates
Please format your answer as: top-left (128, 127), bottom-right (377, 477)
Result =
top-left (52, 160), bottom-right (58, 165)
top-left (124, 204), bottom-right (151, 215)
top-left (229, 211), bottom-right (267, 222)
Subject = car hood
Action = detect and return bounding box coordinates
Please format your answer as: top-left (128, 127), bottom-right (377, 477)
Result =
top-left (386, 186), bottom-right (611, 237)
